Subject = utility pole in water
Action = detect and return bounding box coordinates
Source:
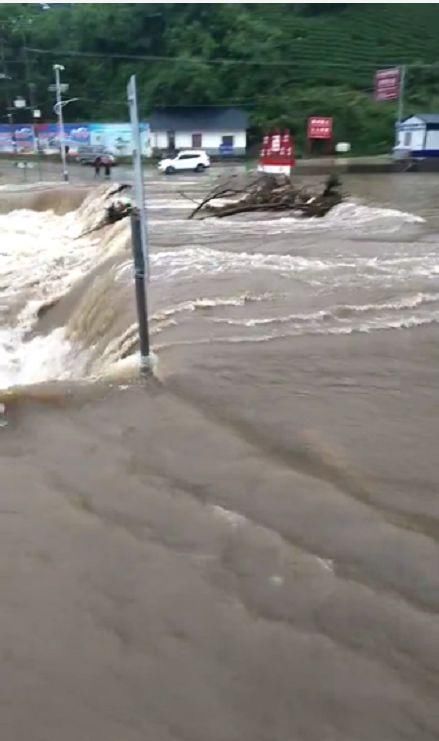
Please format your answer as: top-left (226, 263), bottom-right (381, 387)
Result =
top-left (127, 74), bottom-right (150, 374)
top-left (396, 64), bottom-right (406, 129)
top-left (0, 35), bottom-right (12, 125)
top-left (53, 64), bottom-right (68, 182)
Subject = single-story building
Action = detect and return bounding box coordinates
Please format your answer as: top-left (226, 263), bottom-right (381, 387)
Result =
top-left (149, 106), bottom-right (248, 156)
top-left (395, 114), bottom-right (439, 158)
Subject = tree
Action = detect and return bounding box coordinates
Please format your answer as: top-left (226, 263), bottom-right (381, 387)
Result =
top-left (0, 3), bottom-right (437, 154)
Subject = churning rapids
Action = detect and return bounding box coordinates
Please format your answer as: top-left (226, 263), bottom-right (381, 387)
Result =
top-left (1, 172), bottom-right (439, 741)
top-left (0, 177), bottom-right (432, 389)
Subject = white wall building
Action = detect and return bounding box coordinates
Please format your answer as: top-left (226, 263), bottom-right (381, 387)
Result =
top-left (395, 114), bottom-right (439, 158)
top-left (150, 107), bottom-right (248, 156)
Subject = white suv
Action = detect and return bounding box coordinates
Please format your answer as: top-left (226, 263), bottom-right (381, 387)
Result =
top-left (158, 150), bottom-right (210, 174)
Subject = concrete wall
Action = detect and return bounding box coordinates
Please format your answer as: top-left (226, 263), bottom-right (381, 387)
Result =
top-left (152, 129), bottom-right (246, 154)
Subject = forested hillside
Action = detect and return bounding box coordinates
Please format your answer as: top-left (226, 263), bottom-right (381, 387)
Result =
top-left (1, 3), bottom-right (439, 153)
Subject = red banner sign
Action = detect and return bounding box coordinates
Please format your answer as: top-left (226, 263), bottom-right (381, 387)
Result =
top-left (258, 130), bottom-right (295, 174)
top-left (307, 117), bottom-right (333, 140)
top-left (374, 68), bottom-right (401, 101)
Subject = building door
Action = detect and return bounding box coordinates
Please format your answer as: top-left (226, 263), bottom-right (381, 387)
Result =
top-left (220, 134), bottom-right (234, 155)
top-left (167, 130), bottom-right (176, 153)
top-left (192, 132), bottom-right (202, 148)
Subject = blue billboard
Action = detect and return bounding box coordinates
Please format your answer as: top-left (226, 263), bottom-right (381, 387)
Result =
top-left (0, 122), bottom-right (150, 155)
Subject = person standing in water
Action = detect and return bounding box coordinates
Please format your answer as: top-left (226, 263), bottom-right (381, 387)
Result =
top-left (94, 155), bottom-right (102, 177)
top-left (102, 153), bottom-right (112, 179)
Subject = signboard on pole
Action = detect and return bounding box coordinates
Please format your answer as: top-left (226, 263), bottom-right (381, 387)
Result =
top-left (307, 117), bottom-right (333, 140)
top-left (374, 68), bottom-right (401, 101)
top-left (48, 83), bottom-right (69, 93)
top-left (127, 74), bottom-right (149, 277)
top-left (258, 130), bottom-right (295, 175)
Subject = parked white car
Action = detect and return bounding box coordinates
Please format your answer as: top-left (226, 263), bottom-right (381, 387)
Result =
top-left (158, 150), bottom-right (210, 174)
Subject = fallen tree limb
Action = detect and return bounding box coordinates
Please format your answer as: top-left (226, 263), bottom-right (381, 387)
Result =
top-left (74, 200), bottom-right (132, 240)
top-left (188, 173), bottom-right (343, 219)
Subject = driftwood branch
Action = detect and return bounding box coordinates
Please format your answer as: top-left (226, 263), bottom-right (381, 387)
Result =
top-left (74, 201), bottom-right (132, 240)
top-left (188, 173), bottom-right (344, 220)
top-left (179, 191), bottom-right (202, 206)
top-left (188, 181), bottom-right (245, 219)
top-left (187, 174), bottom-right (263, 219)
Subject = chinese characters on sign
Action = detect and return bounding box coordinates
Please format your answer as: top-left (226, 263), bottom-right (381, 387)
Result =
top-left (307, 117), bottom-right (333, 140)
top-left (258, 130), bottom-right (295, 175)
top-left (374, 68), bottom-right (401, 102)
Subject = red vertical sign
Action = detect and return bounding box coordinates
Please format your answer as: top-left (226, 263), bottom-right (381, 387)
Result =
top-left (374, 68), bottom-right (401, 101)
top-left (307, 117), bottom-right (333, 140)
top-left (258, 130), bottom-right (295, 174)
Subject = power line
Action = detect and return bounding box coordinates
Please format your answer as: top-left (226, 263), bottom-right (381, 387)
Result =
top-left (24, 46), bottom-right (407, 70)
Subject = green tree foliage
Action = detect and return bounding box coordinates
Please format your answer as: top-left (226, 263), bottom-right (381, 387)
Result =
top-left (1, 3), bottom-right (439, 153)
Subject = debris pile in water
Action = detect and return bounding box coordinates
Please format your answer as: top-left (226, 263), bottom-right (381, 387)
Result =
top-left (189, 173), bottom-right (343, 219)
top-left (75, 184), bottom-right (133, 240)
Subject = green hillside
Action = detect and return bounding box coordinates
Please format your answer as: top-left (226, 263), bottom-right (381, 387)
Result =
top-left (1, 3), bottom-right (439, 154)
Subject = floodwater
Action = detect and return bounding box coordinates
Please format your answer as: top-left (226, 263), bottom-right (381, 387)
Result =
top-left (1, 170), bottom-right (439, 740)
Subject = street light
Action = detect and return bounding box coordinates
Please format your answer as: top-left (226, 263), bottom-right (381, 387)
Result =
top-left (53, 97), bottom-right (80, 116)
top-left (13, 96), bottom-right (26, 109)
top-left (53, 63), bottom-right (68, 182)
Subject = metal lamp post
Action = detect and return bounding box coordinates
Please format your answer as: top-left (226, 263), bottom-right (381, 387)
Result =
top-left (53, 63), bottom-right (68, 182)
top-left (0, 72), bottom-right (12, 124)
top-left (127, 74), bottom-right (150, 373)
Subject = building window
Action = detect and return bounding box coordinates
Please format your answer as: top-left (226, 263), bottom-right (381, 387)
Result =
top-left (404, 131), bottom-right (412, 147)
top-left (192, 133), bottom-right (202, 148)
top-left (222, 135), bottom-right (234, 147)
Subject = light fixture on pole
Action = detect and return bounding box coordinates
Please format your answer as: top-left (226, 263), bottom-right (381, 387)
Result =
top-left (13, 96), bottom-right (26, 110)
top-left (53, 63), bottom-right (68, 182)
top-left (53, 97), bottom-right (79, 116)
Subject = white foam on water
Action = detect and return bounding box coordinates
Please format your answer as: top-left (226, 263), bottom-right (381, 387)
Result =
top-left (150, 245), bottom-right (439, 294)
top-left (154, 310), bottom-right (439, 353)
top-left (316, 557), bottom-right (334, 574)
top-left (211, 505), bottom-right (248, 528)
top-left (223, 311), bottom-right (439, 341)
top-left (211, 310), bottom-right (330, 327)
top-left (149, 200), bottom-right (424, 238)
top-left (0, 327), bottom-right (84, 388)
top-left (0, 185), bottom-right (129, 389)
top-left (0, 191), bottom-right (125, 324)
top-left (0, 207), bottom-right (94, 388)
top-left (281, 201), bottom-right (425, 234)
top-left (152, 246), bottom-right (335, 281)
top-left (209, 292), bottom-right (439, 328)
top-left (148, 198), bottom-right (193, 210)
top-left (161, 200), bottom-right (424, 235)
top-left (318, 201), bottom-right (424, 226)
top-left (151, 292), bottom-right (275, 322)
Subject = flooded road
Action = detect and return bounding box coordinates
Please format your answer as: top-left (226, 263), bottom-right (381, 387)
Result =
top-left (1, 171), bottom-right (439, 740)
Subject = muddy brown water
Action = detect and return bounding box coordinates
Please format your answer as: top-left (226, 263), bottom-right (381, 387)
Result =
top-left (1, 172), bottom-right (439, 740)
